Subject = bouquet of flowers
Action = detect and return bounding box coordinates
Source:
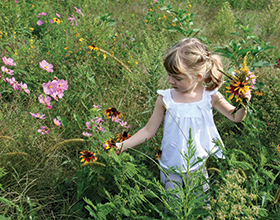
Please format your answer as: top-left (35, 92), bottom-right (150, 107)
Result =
top-left (219, 52), bottom-right (263, 114)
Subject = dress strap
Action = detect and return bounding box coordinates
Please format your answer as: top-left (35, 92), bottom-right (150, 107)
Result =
top-left (157, 89), bottom-right (171, 108)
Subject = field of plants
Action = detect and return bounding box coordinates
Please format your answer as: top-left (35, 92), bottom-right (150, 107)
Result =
top-left (1, 0), bottom-right (280, 219)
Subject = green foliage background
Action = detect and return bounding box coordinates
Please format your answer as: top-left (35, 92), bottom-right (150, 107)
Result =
top-left (0, 0), bottom-right (280, 219)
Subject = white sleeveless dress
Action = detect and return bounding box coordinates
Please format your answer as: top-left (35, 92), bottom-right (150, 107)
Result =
top-left (157, 87), bottom-right (224, 172)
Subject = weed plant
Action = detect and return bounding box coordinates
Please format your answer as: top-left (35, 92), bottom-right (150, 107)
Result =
top-left (0, 0), bottom-right (280, 219)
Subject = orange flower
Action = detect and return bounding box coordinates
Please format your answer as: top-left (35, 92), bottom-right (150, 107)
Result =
top-left (104, 107), bottom-right (122, 119)
top-left (116, 131), bottom-right (131, 142)
top-left (155, 150), bottom-right (162, 160)
top-left (79, 151), bottom-right (97, 163)
top-left (104, 139), bottom-right (116, 150)
top-left (255, 90), bottom-right (263, 96)
top-left (277, 145), bottom-right (280, 153)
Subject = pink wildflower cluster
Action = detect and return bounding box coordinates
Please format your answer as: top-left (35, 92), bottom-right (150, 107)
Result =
top-left (68, 7), bottom-right (84, 26)
top-left (83, 116), bottom-right (106, 136)
top-left (247, 73), bottom-right (256, 89)
top-left (68, 15), bottom-right (77, 26)
top-left (1, 56), bottom-right (30, 94)
top-left (36, 12), bottom-right (47, 25)
top-left (39, 77), bottom-right (68, 109)
top-left (36, 12), bottom-right (61, 25)
top-left (110, 116), bottom-right (130, 128)
top-left (74, 7), bottom-right (84, 16)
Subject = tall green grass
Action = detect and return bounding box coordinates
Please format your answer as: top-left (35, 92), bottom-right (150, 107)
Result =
top-left (0, 0), bottom-right (280, 219)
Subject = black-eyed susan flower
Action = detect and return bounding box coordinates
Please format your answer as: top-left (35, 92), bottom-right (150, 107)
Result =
top-left (104, 107), bottom-right (122, 119)
top-left (232, 80), bottom-right (251, 96)
top-left (79, 150), bottom-right (97, 163)
top-left (88, 45), bottom-right (99, 51)
top-left (155, 150), bottom-right (162, 160)
top-left (116, 131), bottom-right (131, 142)
top-left (226, 84), bottom-right (241, 102)
top-left (53, 18), bottom-right (60, 24)
top-left (219, 52), bottom-right (258, 113)
top-left (103, 138), bottom-right (116, 150)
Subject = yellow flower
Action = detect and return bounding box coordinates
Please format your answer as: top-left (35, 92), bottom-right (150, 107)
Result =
top-left (188, 2), bottom-right (192, 7)
top-left (29, 28), bottom-right (34, 31)
top-left (150, 8), bottom-right (153, 12)
top-left (232, 80), bottom-right (250, 95)
top-left (240, 52), bottom-right (250, 74)
top-left (79, 38), bottom-right (84, 43)
top-left (103, 54), bottom-right (106, 59)
top-left (53, 18), bottom-right (60, 24)
top-left (277, 145), bottom-right (280, 153)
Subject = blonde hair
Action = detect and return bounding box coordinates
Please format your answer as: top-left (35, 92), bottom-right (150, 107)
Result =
top-left (163, 38), bottom-right (224, 91)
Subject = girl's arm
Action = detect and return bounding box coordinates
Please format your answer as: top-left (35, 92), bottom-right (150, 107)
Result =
top-left (211, 91), bottom-right (251, 123)
top-left (117, 95), bottom-right (166, 152)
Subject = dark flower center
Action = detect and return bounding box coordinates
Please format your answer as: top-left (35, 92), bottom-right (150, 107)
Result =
top-left (123, 131), bottom-right (128, 138)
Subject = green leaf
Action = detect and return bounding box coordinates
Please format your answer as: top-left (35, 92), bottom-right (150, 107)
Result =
top-left (73, 114), bottom-right (83, 129)
top-left (106, 20), bottom-right (116, 27)
top-left (197, 36), bottom-right (212, 45)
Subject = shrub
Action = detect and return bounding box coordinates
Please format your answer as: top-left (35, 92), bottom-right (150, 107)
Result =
top-left (211, 1), bottom-right (236, 42)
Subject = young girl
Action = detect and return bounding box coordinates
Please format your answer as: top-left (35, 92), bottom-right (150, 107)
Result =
top-left (116, 38), bottom-right (251, 192)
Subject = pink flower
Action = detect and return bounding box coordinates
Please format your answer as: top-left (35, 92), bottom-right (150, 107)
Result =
top-left (39, 60), bottom-right (53, 72)
top-left (68, 15), bottom-right (75, 25)
top-left (37, 20), bottom-right (44, 25)
top-left (82, 132), bottom-right (92, 137)
top-left (74, 6), bottom-right (84, 16)
top-left (30, 112), bottom-right (46, 119)
top-left (50, 19), bottom-right (54, 23)
top-left (38, 94), bottom-right (51, 105)
top-left (56, 79), bottom-right (68, 95)
top-left (85, 122), bottom-right (91, 129)
top-left (1, 66), bottom-right (14, 75)
top-left (111, 116), bottom-right (121, 123)
top-left (120, 121), bottom-right (130, 128)
top-left (6, 77), bottom-right (20, 90)
top-left (2, 56), bottom-right (16, 66)
top-left (93, 117), bottom-right (103, 124)
top-left (20, 82), bottom-right (30, 94)
top-left (38, 126), bottom-right (49, 135)
top-left (56, 13), bottom-right (61, 18)
top-left (53, 118), bottom-right (61, 126)
top-left (96, 126), bottom-right (106, 132)
top-left (38, 12), bottom-right (47, 16)
top-left (46, 105), bottom-right (52, 110)
top-left (93, 104), bottom-right (100, 109)
top-left (42, 80), bottom-right (57, 96)
top-left (37, 16), bottom-right (41, 18)
top-left (15, 1), bottom-right (18, 3)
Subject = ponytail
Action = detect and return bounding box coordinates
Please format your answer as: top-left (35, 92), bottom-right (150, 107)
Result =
top-left (203, 55), bottom-right (224, 91)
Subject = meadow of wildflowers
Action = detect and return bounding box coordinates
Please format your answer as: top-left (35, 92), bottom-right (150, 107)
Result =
top-left (0, 0), bottom-right (280, 219)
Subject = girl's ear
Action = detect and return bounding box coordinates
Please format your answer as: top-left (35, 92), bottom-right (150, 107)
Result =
top-left (196, 73), bottom-right (203, 82)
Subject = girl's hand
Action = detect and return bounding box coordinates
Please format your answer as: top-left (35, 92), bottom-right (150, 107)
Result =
top-left (242, 90), bottom-right (251, 101)
top-left (116, 142), bottom-right (127, 154)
